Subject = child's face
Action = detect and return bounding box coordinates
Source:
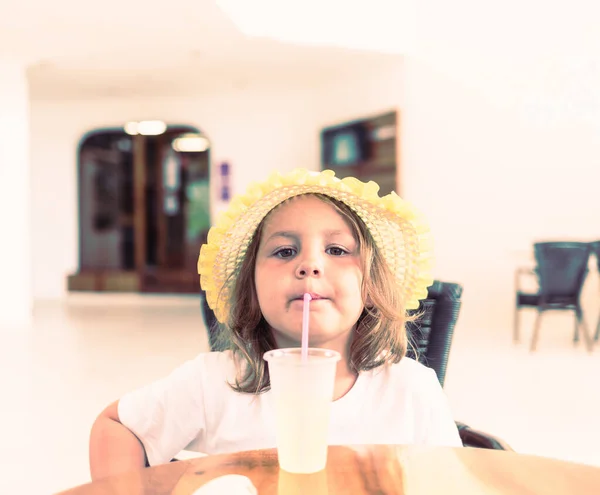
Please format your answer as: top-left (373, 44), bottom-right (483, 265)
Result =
top-left (254, 195), bottom-right (364, 350)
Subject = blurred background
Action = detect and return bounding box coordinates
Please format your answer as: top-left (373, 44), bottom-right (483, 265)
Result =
top-left (1, 0), bottom-right (599, 493)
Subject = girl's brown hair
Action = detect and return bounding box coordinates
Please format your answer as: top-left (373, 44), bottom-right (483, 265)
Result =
top-left (213, 193), bottom-right (417, 394)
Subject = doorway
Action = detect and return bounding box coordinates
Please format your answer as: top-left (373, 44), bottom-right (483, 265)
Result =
top-left (67, 124), bottom-right (211, 293)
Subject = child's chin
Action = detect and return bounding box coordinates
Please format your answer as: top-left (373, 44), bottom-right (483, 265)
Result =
top-left (274, 326), bottom-right (333, 345)
top-left (302, 327), bottom-right (337, 344)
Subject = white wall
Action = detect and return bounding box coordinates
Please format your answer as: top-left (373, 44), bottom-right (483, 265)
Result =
top-left (0, 62), bottom-right (32, 326)
top-left (29, 87), bottom-right (318, 299)
top-left (401, 0), bottom-right (600, 336)
top-left (313, 61), bottom-right (403, 129)
top-left (29, 62), bottom-right (404, 300)
top-left (312, 53), bottom-right (599, 338)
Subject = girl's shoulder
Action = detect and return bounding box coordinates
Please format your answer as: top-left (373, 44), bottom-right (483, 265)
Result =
top-left (195, 349), bottom-right (235, 364)
top-left (391, 356), bottom-right (434, 374)
top-left (193, 349), bottom-right (239, 378)
top-left (367, 356), bottom-right (441, 390)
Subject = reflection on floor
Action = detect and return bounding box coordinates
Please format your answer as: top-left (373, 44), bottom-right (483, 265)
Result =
top-left (3, 294), bottom-right (599, 494)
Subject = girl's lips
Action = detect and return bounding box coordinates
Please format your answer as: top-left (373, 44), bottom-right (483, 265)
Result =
top-left (292, 293), bottom-right (325, 301)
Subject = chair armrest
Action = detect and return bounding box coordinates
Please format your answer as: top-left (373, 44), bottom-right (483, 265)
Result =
top-left (455, 422), bottom-right (513, 451)
top-left (515, 267), bottom-right (537, 292)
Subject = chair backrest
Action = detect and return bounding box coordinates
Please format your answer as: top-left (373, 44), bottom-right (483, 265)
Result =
top-left (590, 241), bottom-right (600, 270)
top-left (533, 242), bottom-right (591, 299)
top-left (406, 280), bottom-right (463, 388)
top-left (201, 289), bottom-right (221, 350)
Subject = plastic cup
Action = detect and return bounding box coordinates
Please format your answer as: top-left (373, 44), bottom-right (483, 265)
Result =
top-left (264, 348), bottom-right (341, 474)
top-left (277, 469), bottom-right (329, 495)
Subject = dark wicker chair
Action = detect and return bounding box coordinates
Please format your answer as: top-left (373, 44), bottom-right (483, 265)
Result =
top-left (454, 422), bottom-right (513, 450)
top-left (590, 241), bottom-right (600, 343)
top-left (514, 241), bottom-right (593, 352)
top-left (407, 280), bottom-right (512, 451)
top-left (406, 280), bottom-right (462, 387)
top-left (201, 289), bottom-right (220, 350)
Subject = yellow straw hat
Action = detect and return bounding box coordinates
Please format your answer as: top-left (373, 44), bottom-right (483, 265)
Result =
top-left (198, 168), bottom-right (433, 323)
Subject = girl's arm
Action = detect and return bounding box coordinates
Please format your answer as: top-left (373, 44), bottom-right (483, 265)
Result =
top-left (89, 400), bottom-right (148, 481)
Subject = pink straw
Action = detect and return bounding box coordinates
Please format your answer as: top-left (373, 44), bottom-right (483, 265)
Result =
top-left (301, 293), bottom-right (312, 361)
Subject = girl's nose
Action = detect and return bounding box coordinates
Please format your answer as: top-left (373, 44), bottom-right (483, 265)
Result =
top-left (295, 258), bottom-right (322, 278)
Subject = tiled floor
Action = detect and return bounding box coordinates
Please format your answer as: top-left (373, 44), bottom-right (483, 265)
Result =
top-left (3, 294), bottom-right (600, 494)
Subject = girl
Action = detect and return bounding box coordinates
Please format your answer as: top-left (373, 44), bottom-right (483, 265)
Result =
top-left (89, 169), bottom-right (462, 480)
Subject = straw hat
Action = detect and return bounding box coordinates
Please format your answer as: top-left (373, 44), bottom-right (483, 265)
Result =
top-left (198, 168), bottom-right (433, 323)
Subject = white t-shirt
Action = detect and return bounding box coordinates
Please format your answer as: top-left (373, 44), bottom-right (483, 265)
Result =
top-left (118, 351), bottom-right (462, 466)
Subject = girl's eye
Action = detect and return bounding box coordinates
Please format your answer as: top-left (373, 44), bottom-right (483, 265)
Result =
top-left (274, 248), bottom-right (296, 259)
top-left (326, 246), bottom-right (348, 256)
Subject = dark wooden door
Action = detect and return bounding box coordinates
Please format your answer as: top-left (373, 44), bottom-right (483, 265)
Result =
top-left (68, 126), bottom-right (210, 294)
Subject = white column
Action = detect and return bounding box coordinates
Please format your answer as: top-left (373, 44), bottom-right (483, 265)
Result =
top-left (0, 60), bottom-right (32, 327)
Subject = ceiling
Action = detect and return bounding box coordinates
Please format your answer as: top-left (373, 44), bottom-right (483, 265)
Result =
top-left (0, 0), bottom-right (402, 99)
top-left (3, 1), bottom-right (599, 101)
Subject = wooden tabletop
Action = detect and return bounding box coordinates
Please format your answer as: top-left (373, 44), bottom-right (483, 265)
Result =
top-left (57, 445), bottom-right (600, 495)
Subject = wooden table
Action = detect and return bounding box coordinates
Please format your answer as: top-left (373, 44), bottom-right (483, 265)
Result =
top-left (57, 445), bottom-right (600, 494)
